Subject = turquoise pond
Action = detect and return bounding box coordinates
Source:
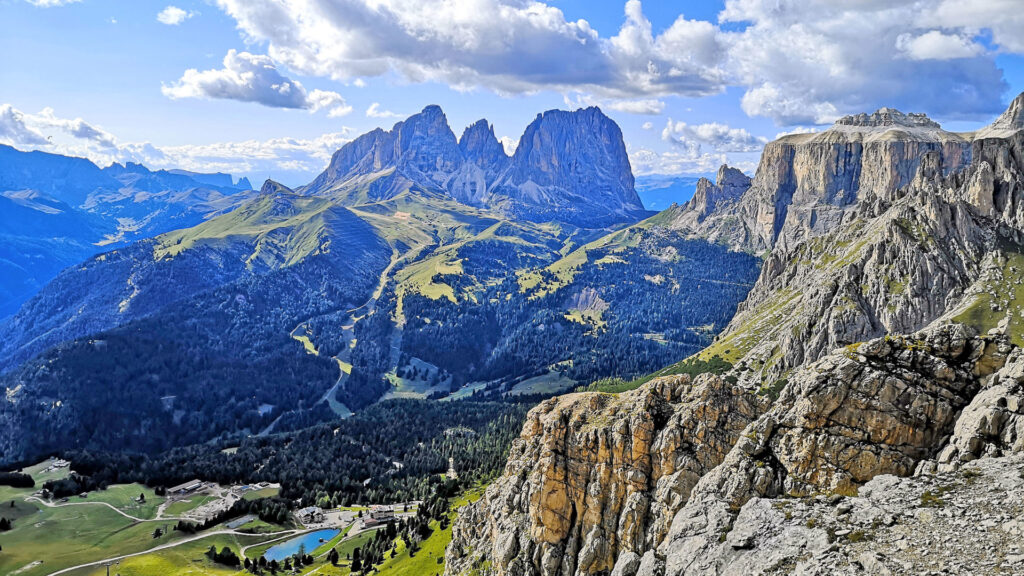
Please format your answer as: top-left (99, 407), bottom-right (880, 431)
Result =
top-left (262, 529), bottom-right (340, 561)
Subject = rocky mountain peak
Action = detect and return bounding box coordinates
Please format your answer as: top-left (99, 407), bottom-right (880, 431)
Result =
top-left (835, 107), bottom-right (940, 129)
top-left (458, 119), bottom-right (508, 167)
top-left (681, 164), bottom-right (751, 224)
top-left (259, 179), bottom-right (294, 196)
top-left (975, 91), bottom-right (1024, 139)
top-left (489, 106), bottom-right (645, 226)
top-left (715, 164), bottom-right (750, 191)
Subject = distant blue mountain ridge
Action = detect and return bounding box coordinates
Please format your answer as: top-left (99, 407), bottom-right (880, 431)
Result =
top-left (0, 144), bottom-right (254, 318)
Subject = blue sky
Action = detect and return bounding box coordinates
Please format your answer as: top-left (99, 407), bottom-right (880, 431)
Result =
top-left (2, 0), bottom-right (1024, 187)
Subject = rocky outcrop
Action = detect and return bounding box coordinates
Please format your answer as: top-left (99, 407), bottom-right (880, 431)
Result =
top-left (449, 119), bottom-right (510, 204)
top-left (672, 165), bottom-right (751, 226)
top-left (938, 348), bottom-right (1024, 469)
top-left (662, 453), bottom-right (1024, 575)
top-left (447, 95), bottom-right (1024, 576)
top-left (446, 375), bottom-right (768, 576)
top-left (304, 104), bottom-right (464, 200)
top-left (659, 325), bottom-right (1010, 576)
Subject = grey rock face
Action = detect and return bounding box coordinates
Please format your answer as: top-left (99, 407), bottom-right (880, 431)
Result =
top-left (489, 107), bottom-right (646, 227)
top-left (449, 119), bottom-right (510, 205)
top-left (668, 107), bottom-right (971, 253)
top-left (446, 94), bottom-right (1024, 576)
top-left (675, 165), bottom-right (751, 225)
top-left (445, 375), bottom-right (768, 576)
top-left (305, 105), bottom-right (644, 227)
top-left (939, 348), bottom-right (1024, 468)
top-left (305, 104), bottom-right (464, 200)
top-left (660, 325), bottom-right (1010, 576)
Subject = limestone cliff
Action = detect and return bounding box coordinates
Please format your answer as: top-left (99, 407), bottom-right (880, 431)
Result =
top-left (671, 107), bottom-right (972, 253)
top-left (446, 94), bottom-right (1024, 576)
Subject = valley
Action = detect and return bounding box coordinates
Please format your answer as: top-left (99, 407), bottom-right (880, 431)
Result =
top-left (5, 93), bottom-right (1024, 575)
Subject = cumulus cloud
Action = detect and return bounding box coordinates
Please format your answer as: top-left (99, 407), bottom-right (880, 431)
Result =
top-left (0, 105), bottom-right (49, 146)
top-left (162, 50), bottom-right (352, 116)
top-left (196, 0), bottom-right (1021, 126)
top-left (606, 99), bottom-right (665, 115)
top-left (927, 0), bottom-right (1024, 53)
top-left (896, 31), bottom-right (985, 60)
top-left (720, 0), bottom-right (1007, 124)
top-left (0, 103), bottom-right (351, 182)
top-left (642, 122), bottom-right (653, 130)
top-left (662, 119), bottom-right (767, 153)
top-left (366, 103), bottom-right (403, 119)
top-left (629, 147), bottom-right (744, 176)
top-left (209, 0), bottom-right (725, 99)
top-left (157, 6), bottom-right (195, 25)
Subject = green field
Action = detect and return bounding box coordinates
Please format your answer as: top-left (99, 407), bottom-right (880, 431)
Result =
top-left (374, 486), bottom-right (486, 576)
top-left (0, 501), bottom-right (191, 576)
top-left (0, 457), bottom-right (485, 576)
top-left (68, 532), bottom-right (280, 576)
top-left (164, 494), bottom-right (219, 517)
top-left (84, 483), bottom-right (166, 519)
top-left (509, 371), bottom-right (575, 396)
top-left (241, 487), bottom-right (280, 501)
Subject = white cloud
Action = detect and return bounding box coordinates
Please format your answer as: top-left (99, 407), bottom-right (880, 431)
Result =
top-left (24, 0), bottom-right (80, 6)
top-left (629, 147), bottom-right (735, 176)
top-left (0, 103), bottom-right (351, 182)
top-left (720, 0), bottom-right (1006, 124)
top-left (642, 122), bottom-right (653, 130)
top-left (896, 31), bottom-right (985, 60)
top-left (606, 99), bottom-right (665, 115)
top-left (774, 126), bottom-right (820, 139)
top-left (927, 0), bottom-right (1024, 53)
top-left (157, 6), bottom-right (195, 25)
top-left (0, 104), bottom-right (49, 146)
top-left (197, 0), bottom-right (1018, 126)
top-left (498, 136), bottom-right (519, 156)
top-left (210, 0), bottom-right (726, 99)
top-left (662, 119), bottom-right (767, 153)
top-left (366, 103), bottom-right (403, 119)
top-left (162, 50), bottom-right (352, 117)
top-left (563, 93), bottom-right (665, 116)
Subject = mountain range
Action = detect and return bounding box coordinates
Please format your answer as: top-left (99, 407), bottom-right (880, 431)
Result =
top-left (445, 93), bottom-right (1024, 576)
top-left (0, 144), bottom-right (254, 318)
top-left (0, 105), bottom-right (758, 465)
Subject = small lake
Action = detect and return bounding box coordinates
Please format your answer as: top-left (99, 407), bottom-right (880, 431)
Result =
top-left (262, 529), bottom-right (339, 562)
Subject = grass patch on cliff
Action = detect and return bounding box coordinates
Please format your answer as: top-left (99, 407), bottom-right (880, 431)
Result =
top-left (950, 241), bottom-right (1024, 347)
top-left (576, 355), bottom-right (733, 394)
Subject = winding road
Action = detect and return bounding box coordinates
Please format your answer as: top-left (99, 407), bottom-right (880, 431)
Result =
top-left (46, 528), bottom-right (301, 576)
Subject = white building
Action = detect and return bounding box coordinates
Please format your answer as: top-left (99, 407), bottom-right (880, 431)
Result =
top-left (296, 506), bottom-right (325, 524)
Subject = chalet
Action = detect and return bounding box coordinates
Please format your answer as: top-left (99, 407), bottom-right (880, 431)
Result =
top-left (361, 505), bottom-right (395, 529)
top-left (296, 506), bottom-right (325, 524)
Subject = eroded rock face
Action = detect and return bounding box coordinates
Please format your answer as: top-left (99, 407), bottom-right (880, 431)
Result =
top-left (447, 96), bottom-right (1024, 576)
top-left (303, 104), bottom-right (645, 227)
top-left (659, 325), bottom-right (1010, 576)
top-left (670, 107), bottom-right (971, 253)
top-left (446, 375), bottom-right (768, 576)
top-left (662, 454), bottom-right (1024, 575)
top-left (490, 107), bottom-right (646, 227)
top-left (676, 165), bottom-right (751, 225)
top-left (938, 348), bottom-right (1024, 469)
